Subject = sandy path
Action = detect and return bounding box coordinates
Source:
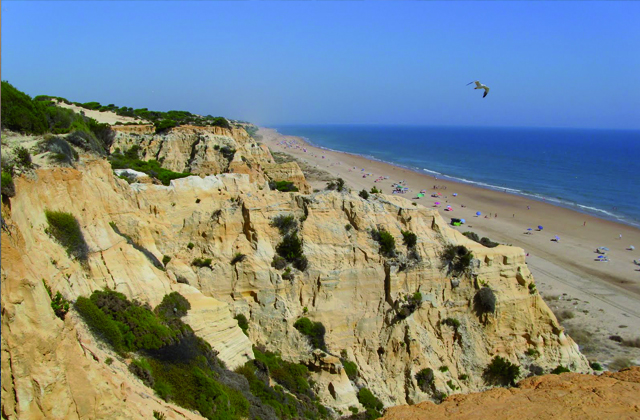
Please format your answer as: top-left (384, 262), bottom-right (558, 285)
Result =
top-left (259, 127), bottom-right (640, 367)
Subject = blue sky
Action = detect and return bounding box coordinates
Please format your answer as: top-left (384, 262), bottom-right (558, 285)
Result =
top-left (2, 1), bottom-right (639, 129)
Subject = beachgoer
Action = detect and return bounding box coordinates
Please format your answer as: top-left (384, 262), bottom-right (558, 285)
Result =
top-left (527, 206), bottom-right (530, 210)
top-left (619, 234), bottom-right (622, 240)
top-left (495, 214), bottom-right (497, 218)
top-left (583, 221), bottom-right (586, 226)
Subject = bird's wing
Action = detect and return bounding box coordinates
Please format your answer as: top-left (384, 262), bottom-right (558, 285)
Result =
top-left (474, 81), bottom-right (482, 87)
top-left (483, 87), bottom-right (490, 98)
top-left (466, 81), bottom-right (475, 86)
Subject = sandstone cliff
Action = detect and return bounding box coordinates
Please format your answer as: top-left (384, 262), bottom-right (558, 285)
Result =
top-left (110, 125), bottom-right (311, 192)
top-left (381, 367), bottom-right (640, 420)
top-left (1, 150), bottom-right (591, 417)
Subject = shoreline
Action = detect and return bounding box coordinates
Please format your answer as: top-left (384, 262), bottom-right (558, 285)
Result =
top-left (259, 126), bottom-right (640, 367)
top-left (272, 128), bottom-right (639, 229)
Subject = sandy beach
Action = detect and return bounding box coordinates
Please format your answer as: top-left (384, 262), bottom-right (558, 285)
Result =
top-left (259, 127), bottom-right (640, 367)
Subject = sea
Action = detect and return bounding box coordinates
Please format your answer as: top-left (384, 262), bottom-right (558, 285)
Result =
top-left (270, 125), bottom-right (640, 228)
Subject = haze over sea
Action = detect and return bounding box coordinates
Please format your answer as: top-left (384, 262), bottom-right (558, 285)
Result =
top-left (272, 125), bottom-right (640, 227)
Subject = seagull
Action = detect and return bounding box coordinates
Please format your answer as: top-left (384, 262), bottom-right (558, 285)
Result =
top-left (466, 80), bottom-right (490, 98)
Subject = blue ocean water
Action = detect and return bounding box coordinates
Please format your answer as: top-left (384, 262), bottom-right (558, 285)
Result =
top-left (271, 125), bottom-right (640, 227)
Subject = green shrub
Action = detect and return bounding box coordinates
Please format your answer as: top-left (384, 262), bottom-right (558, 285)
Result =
top-left (230, 253), bottom-right (246, 265)
top-left (45, 210), bottom-right (89, 261)
top-left (401, 230), bottom-right (417, 248)
top-left (1, 81), bottom-right (48, 134)
top-left (480, 237), bottom-right (499, 248)
top-left (43, 280), bottom-right (70, 320)
top-left (235, 314), bottom-right (249, 335)
top-left (439, 366), bottom-right (449, 372)
top-left (154, 119), bottom-right (178, 133)
top-left (187, 242), bottom-right (195, 250)
top-left (462, 231), bottom-right (480, 242)
top-left (372, 229), bottom-right (396, 257)
top-left (192, 258), bottom-right (212, 268)
top-left (440, 244), bottom-right (473, 276)
top-left (475, 287), bottom-right (497, 314)
top-left (357, 387), bottom-right (383, 417)
top-left (1, 171), bottom-right (15, 197)
top-left (415, 368), bottom-right (434, 392)
top-left (155, 292), bottom-right (191, 320)
top-left (550, 365), bottom-right (570, 374)
top-left (271, 214), bottom-right (298, 235)
top-left (359, 189), bottom-right (369, 200)
top-left (345, 223), bottom-right (353, 231)
top-left (293, 317), bottom-right (327, 351)
top-left (75, 296), bottom-right (126, 353)
top-left (483, 356), bottom-right (520, 387)
top-left (153, 411), bottom-right (166, 420)
top-left (276, 232), bottom-right (304, 264)
top-left (458, 374), bottom-right (468, 381)
top-left (528, 282), bottom-right (537, 294)
top-left (270, 180), bottom-right (298, 192)
top-left (342, 359), bottom-right (358, 380)
top-left (446, 380), bottom-right (458, 390)
top-left (162, 255), bottom-right (171, 266)
top-left (370, 186), bottom-right (381, 194)
top-left (336, 178), bottom-right (346, 192)
top-left (590, 362), bottom-right (603, 371)
top-left (109, 146), bottom-right (191, 186)
top-left (14, 146), bottom-right (32, 169)
top-left (105, 357), bottom-right (114, 365)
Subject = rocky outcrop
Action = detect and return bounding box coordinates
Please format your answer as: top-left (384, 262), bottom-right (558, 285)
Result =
top-left (1, 157), bottom-right (590, 417)
top-left (263, 162), bottom-right (312, 194)
top-left (381, 367), bottom-right (640, 420)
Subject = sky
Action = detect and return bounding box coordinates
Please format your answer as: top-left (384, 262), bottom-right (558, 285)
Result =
top-left (2, 1), bottom-right (639, 129)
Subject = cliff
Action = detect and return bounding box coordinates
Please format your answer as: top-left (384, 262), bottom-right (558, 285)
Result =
top-left (110, 124), bottom-right (311, 192)
top-left (1, 148), bottom-right (591, 417)
top-left (381, 367), bottom-right (640, 420)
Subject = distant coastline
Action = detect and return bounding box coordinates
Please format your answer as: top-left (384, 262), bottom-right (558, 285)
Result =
top-left (269, 124), bottom-right (640, 228)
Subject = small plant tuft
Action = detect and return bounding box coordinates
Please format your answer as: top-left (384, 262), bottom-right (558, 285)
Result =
top-left (45, 210), bottom-right (89, 261)
top-left (475, 287), bottom-right (497, 314)
top-left (162, 255), bottom-right (171, 266)
top-left (415, 368), bottom-right (434, 392)
top-left (401, 230), bottom-right (418, 248)
top-left (234, 314), bottom-right (249, 336)
top-left (191, 258), bottom-right (212, 268)
top-left (293, 317), bottom-right (327, 351)
top-left (551, 365), bottom-right (571, 374)
top-left (187, 242), bottom-right (194, 250)
top-left (371, 229), bottom-right (396, 257)
top-left (359, 189), bottom-right (369, 200)
top-left (230, 253), bottom-right (246, 265)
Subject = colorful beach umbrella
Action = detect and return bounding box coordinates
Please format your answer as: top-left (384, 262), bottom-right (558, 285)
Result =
top-left (453, 193), bottom-right (458, 197)
top-left (435, 202), bottom-right (441, 205)
top-left (417, 193), bottom-right (424, 198)
top-left (527, 228), bottom-right (533, 231)
top-left (476, 211), bottom-right (482, 216)
top-left (460, 219), bottom-right (465, 223)
top-left (538, 225), bottom-right (543, 230)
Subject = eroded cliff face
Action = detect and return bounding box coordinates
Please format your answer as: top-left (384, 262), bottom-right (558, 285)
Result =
top-left (1, 156), bottom-right (590, 418)
top-left (110, 125), bottom-right (311, 192)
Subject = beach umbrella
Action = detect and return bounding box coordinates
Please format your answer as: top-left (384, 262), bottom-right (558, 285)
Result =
top-left (476, 211), bottom-right (482, 216)
top-left (538, 225), bottom-right (543, 230)
top-left (460, 219), bottom-right (465, 224)
top-left (435, 202), bottom-right (441, 205)
top-left (601, 247), bottom-right (610, 251)
top-left (597, 255), bottom-right (605, 259)
top-left (527, 228), bottom-right (533, 231)
top-left (417, 193), bottom-right (424, 198)
top-left (555, 235), bottom-right (560, 241)
top-left (453, 193), bottom-right (458, 197)
top-left (630, 245), bottom-right (636, 250)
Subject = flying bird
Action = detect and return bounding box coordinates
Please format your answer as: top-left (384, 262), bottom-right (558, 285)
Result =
top-left (466, 80), bottom-right (490, 98)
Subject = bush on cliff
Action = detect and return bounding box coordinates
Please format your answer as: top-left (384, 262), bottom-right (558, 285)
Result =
top-left (372, 229), bottom-right (396, 257)
top-left (357, 387), bottom-right (383, 419)
top-left (415, 368), bottom-right (435, 392)
top-left (270, 180), bottom-right (298, 192)
top-left (440, 244), bottom-right (473, 276)
top-left (271, 214), bottom-right (298, 235)
top-left (293, 317), bottom-right (327, 351)
top-left (1, 171), bottom-right (15, 198)
top-left (483, 356), bottom-right (520, 387)
top-left (75, 290), bottom-right (258, 420)
top-left (45, 210), bottom-right (89, 261)
top-left (401, 230), bottom-right (417, 248)
top-left (475, 287), bottom-right (497, 314)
